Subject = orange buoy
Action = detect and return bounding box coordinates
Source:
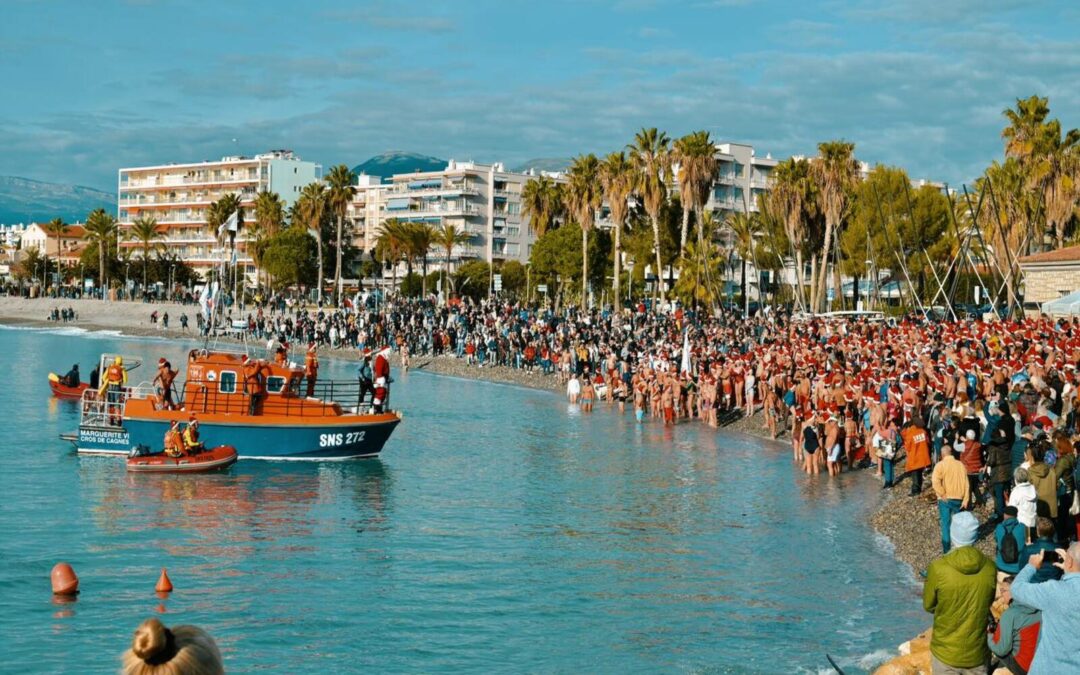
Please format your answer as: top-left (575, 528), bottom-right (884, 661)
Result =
top-left (155, 568), bottom-right (173, 593)
top-left (51, 562), bottom-right (79, 595)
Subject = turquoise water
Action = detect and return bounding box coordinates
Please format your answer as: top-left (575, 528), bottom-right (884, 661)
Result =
top-left (0, 327), bottom-right (926, 674)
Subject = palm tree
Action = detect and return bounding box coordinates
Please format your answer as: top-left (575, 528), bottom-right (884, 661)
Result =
top-left (85, 208), bottom-right (118, 289)
top-left (725, 211), bottom-right (763, 310)
top-left (375, 219), bottom-right (408, 293)
top-left (565, 154), bottom-right (602, 307)
top-left (629, 127), bottom-right (671, 301)
top-left (432, 223), bottom-right (472, 300)
top-left (1002, 95), bottom-right (1051, 165)
top-left (295, 182), bottom-right (327, 301)
top-left (254, 190), bottom-right (285, 238)
top-left (392, 221), bottom-right (437, 296)
top-left (521, 175), bottom-right (564, 236)
top-left (672, 130), bottom-right (718, 253)
top-left (130, 215), bottom-right (163, 290)
top-left (810, 141), bottom-right (859, 311)
top-left (673, 239), bottom-right (724, 307)
top-left (43, 217), bottom-right (69, 287)
top-left (767, 158), bottom-right (814, 312)
top-left (325, 164), bottom-right (357, 305)
top-left (600, 152), bottom-right (637, 305)
top-left (252, 190), bottom-right (285, 287)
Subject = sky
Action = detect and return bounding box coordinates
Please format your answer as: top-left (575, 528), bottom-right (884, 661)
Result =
top-left (1, 0), bottom-right (1078, 192)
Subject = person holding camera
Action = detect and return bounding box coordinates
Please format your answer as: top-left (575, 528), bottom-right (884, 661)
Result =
top-left (1010, 543), bottom-right (1080, 673)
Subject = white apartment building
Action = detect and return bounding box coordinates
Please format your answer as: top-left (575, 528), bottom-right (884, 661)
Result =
top-left (349, 160), bottom-right (559, 271)
top-left (117, 150), bottom-right (319, 277)
top-left (703, 142), bottom-right (777, 219)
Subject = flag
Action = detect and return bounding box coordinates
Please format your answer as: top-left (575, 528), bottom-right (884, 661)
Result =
top-left (198, 283), bottom-right (211, 319)
top-left (217, 211), bottom-right (238, 240)
top-left (680, 329), bottom-right (691, 374)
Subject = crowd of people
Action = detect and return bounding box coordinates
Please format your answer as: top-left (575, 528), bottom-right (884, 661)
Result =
top-left (41, 291), bottom-right (1080, 672)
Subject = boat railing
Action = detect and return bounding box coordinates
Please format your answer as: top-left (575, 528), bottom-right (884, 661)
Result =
top-left (176, 378), bottom-right (387, 418)
top-left (78, 387), bottom-right (128, 428)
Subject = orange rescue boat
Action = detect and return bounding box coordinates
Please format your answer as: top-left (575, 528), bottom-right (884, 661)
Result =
top-left (48, 373), bottom-right (90, 399)
top-left (126, 445), bottom-right (238, 473)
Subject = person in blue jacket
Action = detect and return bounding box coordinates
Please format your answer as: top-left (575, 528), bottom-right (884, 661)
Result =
top-left (1010, 543), bottom-right (1080, 673)
top-left (1020, 518), bottom-right (1064, 584)
top-left (995, 506), bottom-right (1028, 576)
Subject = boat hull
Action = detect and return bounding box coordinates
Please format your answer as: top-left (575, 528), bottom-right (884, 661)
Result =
top-left (75, 414), bottom-right (400, 460)
top-left (127, 445), bottom-right (238, 473)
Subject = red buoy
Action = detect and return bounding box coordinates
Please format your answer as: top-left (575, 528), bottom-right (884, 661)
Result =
top-left (51, 562), bottom-right (79, 595)
top-left (155, 568), bottom-right (173, 593)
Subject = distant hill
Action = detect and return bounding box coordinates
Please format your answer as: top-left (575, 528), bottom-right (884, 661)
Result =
top-left (512, 158), bottom-right (571, 173)
top-left (0, 176), bottom-right (116, 224)
top-left (352, 151), bottom-right (446, 182)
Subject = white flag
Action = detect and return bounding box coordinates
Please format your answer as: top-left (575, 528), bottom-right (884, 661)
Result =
top-left (680, 329), bottom-right (691, 374)
top-left (217, 211), bottom-right (238, 239)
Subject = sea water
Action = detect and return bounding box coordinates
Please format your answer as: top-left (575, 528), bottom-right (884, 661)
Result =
top-left (0, 327), bottom-right (925, 674)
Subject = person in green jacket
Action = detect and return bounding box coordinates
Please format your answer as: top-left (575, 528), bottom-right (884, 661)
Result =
top-left (923, 511), bottom-right (997, 673)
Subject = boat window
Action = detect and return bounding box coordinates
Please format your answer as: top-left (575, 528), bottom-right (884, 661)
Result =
top-left (219, 371), bottom-right (237, 394)
top-left (266, 376), bottom-right (286, 393)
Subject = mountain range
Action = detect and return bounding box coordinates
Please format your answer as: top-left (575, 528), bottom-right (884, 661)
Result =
top-left (511, 158), bottom-right (571, 173)
top-left (352, 151), bottom-right (446, 181)
top-left (0, 176), bottom-right (116, 225)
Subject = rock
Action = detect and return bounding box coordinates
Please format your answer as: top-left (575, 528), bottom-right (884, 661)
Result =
top-left (873, 628), bottom-right (931, 675)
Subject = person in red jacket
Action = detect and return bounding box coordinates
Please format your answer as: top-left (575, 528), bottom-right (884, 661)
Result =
top-left (902, 416), bottom-right (933, 496)
top-left (960, 429), bottom-right (986, 506)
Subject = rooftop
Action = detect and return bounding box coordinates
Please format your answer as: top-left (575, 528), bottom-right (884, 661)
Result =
top-left (1018, 245), bottom-right (1080, 265)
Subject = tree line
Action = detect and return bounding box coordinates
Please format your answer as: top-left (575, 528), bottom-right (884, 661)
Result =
top-left (522, 95), bottom-right (1080, 313)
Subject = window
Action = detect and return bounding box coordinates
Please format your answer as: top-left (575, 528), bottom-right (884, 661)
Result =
top-left (219, 371), bottom-right (237, 394)
top-left (266, 376), bottom-right (286, 393)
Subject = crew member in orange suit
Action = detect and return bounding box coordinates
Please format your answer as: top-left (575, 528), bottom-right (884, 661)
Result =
top-left (304, 342), bottom-right (319, 397)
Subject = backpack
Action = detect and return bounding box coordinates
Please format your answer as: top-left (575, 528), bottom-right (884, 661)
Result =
top-left (1000, 521), bottom-right (1021, 565)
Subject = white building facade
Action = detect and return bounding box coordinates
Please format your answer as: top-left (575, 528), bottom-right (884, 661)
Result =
top-left (117, 150), bottom-right (319, 277)
top-left (349, 161), bottom-right (560, 271)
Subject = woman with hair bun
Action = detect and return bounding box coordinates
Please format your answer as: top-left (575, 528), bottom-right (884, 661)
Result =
top-left (121, 617), bottom-right (224, 675)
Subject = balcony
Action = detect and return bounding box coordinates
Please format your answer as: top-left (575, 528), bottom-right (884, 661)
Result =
top-left (119, 174), bottom-right (262, 190)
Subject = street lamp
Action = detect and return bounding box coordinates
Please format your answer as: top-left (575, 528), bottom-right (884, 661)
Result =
top-left (169, 264), bottom-right (176, 300)
top-left (125, 263), bottom-right (130, 300)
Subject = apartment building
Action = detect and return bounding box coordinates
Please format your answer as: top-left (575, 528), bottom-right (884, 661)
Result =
top-left (117, 150), bottom-right (319, 276)
top-left (21, 221), bottom-right (87, 256)
top-left (703, 142), bottom-right (777, 220)
top-left (350, 160), bottom-right (558, 270)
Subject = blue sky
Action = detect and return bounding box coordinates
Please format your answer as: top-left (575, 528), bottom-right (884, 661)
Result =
top-left (2, 0), bottom-right (1078, 191)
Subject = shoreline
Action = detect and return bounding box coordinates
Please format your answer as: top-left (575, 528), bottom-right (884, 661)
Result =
top-left (0, 297), bottom-right (956, 569)
top-left (7, 297), bottom-right (952, 669)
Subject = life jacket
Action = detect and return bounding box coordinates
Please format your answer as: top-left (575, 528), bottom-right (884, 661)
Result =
top-left (106, 364), bottom-right (125, 385)
top-left (305, 352), bottom-right (318, 375)
top-left (182, 427), bottom-right (200, 448)
top-left (164, 429), bottom-right (183, 456)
